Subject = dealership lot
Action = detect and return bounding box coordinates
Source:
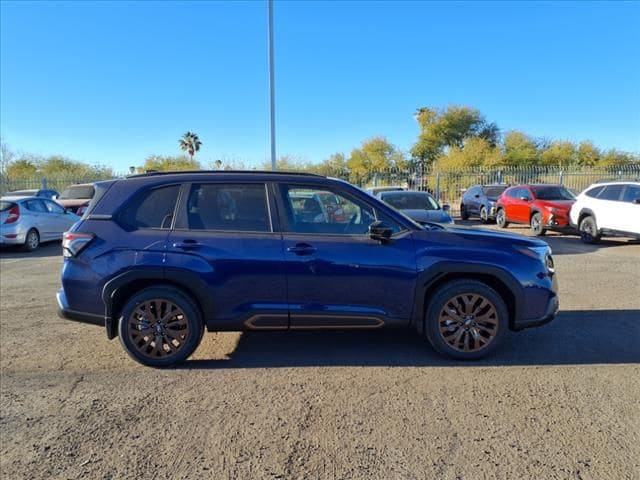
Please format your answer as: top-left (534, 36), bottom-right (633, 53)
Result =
top-left (1, 224), bottom-right (639, 480)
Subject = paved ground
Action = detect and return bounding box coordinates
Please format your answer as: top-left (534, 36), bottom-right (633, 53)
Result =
top-left (1, 223), bottom-right (639, 480)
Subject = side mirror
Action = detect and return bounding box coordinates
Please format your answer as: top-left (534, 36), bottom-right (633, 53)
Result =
top-left (474, 194), bottom-right (480, 198)
top-left (442, 203), bottom-right (451, 212)
top-left (52, 194), bottom-right (58, 200)
top-left (520, 196), bottom-right (531, 202)
top-left (369, 221), bottom-right (393, 242)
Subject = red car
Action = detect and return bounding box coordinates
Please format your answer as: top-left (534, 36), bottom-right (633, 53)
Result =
top-left (495, 184), bottom-right (576, 236)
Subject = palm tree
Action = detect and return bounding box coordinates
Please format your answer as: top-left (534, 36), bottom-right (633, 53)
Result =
top-left (178, 131), bottom-right (202, 161)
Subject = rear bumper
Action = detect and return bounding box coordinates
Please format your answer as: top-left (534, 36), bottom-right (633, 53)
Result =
top-left (0, 226), bottom-right (26, 245)
top-left (56, 289), bottom-right (104, 326)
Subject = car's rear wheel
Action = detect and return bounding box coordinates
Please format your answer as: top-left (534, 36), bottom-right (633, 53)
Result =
top-left (579, 216), bottom-right (601, 244)
top-left (118, 287), bottom-right (203, 367)
top-left (23, 229), bottom-right (40, 252)
top-left (530, 212), bottom-right (546, 236)
top-left (480, 206), bottom-right (489, 224)
top-left (460, 204), bottom-right (469, 220)
top-left (425, 280), bottom-right (507, 360)
top-left (496, 208), bottom-right (508, 228)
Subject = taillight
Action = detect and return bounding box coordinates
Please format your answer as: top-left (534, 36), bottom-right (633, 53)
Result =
top-left (62, 232), bottom-right (94, 257)
top-left (4, 205), bottom-right (20, 224)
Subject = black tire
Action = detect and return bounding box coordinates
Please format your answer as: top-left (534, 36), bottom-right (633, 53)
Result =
top-left (579, 216), bottom-right (601, 244)
top-left (425, 280), bottom-right (508, 360)
top-left (480, 205), bottom-right (489, 224)
top-left (460, 204), bottom-right (469, 220)
top-left (530, 212), bottom-right (546, 236)
top-left (496, 208), bottom-right (508, 228)
top-left (118, 287), bottom-right (204, 367)
top-left (22, 229), bottom-right (40, 252)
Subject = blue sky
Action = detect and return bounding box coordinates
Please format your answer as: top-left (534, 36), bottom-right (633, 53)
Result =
top-left (1, 0), bottom-right (639, 171)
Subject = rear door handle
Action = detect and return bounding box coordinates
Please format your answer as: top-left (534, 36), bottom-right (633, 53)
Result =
top-left (173, 239), bottom-right (202, 249)
top-left (286, 243), bottom-right (317, 255)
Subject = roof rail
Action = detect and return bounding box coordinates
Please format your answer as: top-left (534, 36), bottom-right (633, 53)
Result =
top-left (594, 178), bottom-right (640, 183)
top-left (126, 169), bottom-right (325, 179)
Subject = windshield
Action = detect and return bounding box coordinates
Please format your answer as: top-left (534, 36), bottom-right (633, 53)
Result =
top-left (533, 186), bottom-right (575, 200)
top-left (483, 186), bottom-right (507, 198)
top-left (382, 192), bottom-right (439, 210)
top-left (59, 185), bottom-right (95, 200)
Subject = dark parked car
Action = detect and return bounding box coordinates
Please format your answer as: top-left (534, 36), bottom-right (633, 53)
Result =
top-left (377, 190), bottom-right (454, 225)
top-left (57, 183), bottom-right (95, 215)
top-left (5, 189), bottom-right (60, 200)
top-left (460, 184), bottom-right (508, 223)
top-left (496, 184), bottom-right (575, 236)
top-left (57, 171), bottom-right (558, 367)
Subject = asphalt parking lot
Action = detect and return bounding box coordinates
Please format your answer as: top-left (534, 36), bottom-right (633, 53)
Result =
top-left (1, 222), bottom-right (639, 480)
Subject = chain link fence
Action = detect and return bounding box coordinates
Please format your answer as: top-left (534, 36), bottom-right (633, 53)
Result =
top-left (1, 165), bottom-right (638, 216)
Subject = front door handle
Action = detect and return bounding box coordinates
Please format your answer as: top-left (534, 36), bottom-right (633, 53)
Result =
top-left (286, 243), bottom-right (317, 255)
top-left (173, 239), bottom-right (202, 249)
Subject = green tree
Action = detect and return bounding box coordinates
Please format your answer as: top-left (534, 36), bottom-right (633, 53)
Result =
top-left (178, 131), bottom-right (202, 161)
top-left (599, 149), bottom-right (637, 167)
top-left (311, 152), bottom-right (348, 177)
top-left (411, 106), bottom-right (499, 168)
top-left (576, 141), bottom-right (600, 166)
top-left (540, 141), bottom-right (577, 166)
top-left (502, 131), bottom-right (539, 166)
top-left (435, 137), bottom-right (503, 171)
top-left (5, 158), bottom-right (38, 178)
top-left (347, 137), bottom-right (407, 183)
top-left (140, 155), bottom-right (201, 172)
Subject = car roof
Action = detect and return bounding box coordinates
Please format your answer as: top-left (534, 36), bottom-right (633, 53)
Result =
top-left (1, 195), bottom-right (41, 202)
top-left (127, 170), bottom-right (324, 179)
top-left (380, 190), bottom-right (432, 197)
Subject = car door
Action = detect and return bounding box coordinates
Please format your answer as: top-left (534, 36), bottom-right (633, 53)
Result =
top-left (42, 199), bottom-right (74, 238)
top-left (468, 186), bottom-right (481, 214)
top-left (511, 187), bottom-right (532, 224)
top-left (23, 199), bottom-right (52, 240)
top-left (166, 181), bottom-right (288, 330)
top-left (595, 184), bottom-right (625, 231)
top-left (276, 183), bottom-right (417, 328)
top-left (618, 184), bottom-right (640, 234)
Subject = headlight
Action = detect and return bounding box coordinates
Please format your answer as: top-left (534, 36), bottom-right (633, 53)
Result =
top-left (545, 206), bottom-right (562, 213)
top-left (517, 246), bottom-right (555, 273)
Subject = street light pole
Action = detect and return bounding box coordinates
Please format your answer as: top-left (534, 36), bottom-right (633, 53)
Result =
top-left (268, 0), bottom-right (277, 170)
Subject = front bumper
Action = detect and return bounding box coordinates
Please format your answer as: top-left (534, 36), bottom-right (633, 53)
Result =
top-left (512, 272), bottom-right (559, 331)
top-left (513, 293), bottom-right (559, 330)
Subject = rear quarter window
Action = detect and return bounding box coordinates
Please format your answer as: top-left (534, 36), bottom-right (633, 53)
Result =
top-left (118, 185), bottom-right (181, 230)
top-left (585, 186), bottom-right (605, 198)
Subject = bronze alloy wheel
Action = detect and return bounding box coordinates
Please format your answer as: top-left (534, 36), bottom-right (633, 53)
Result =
top-left (438, 293), bottom-right (499, 352)
top-left (127, 299), bottom-right (190, 359)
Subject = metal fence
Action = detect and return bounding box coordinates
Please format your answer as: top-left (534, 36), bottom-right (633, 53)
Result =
top-left (1, 164), bottom-right (638, 216)
top-left (341, 164), bottom-right (640, 215)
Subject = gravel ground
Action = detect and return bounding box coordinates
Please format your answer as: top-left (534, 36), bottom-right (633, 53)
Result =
top-left (1, 223), bottom-right (639, 480)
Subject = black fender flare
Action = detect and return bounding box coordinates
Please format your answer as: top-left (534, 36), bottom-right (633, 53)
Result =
top-left (101, 267), bottom-right (214, 339)
top-left (412, 262), bottom-right (524, 332)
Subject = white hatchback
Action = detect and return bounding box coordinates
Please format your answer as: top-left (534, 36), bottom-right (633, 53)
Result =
top-left (569, 181), bottom-right (640, 244)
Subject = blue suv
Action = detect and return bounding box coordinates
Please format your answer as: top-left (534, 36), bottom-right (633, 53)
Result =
top-left (57, 171), bottom-right (558, 367)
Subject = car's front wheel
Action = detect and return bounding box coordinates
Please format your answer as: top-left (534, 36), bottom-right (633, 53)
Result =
top-left (425, 280), bottom-right (508, 360)
top-left (496, 208), bottom-right (508, 228)
top-left (118, 287), bottom-right (204, 367)
top-left (530, 212), bottom-right (546, 236)
top-left (480, 206), bottom-right (489, 224)
top-left (579, 216), bottom-right (601, 244)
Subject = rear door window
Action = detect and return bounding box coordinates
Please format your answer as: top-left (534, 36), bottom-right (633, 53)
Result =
top-left (178, 183), bottom-right (271, 232)
top-left (118, 185), bottom-right (181, 230)
top-left (24, 199), bottom-right (47, 212)
top-left (622, 185), bottom-right (640, 203)
top-left (598, 185), bottom-right (624, 201)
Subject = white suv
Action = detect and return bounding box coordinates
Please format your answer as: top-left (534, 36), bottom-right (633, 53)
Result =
top-left (570, 181), bottom-right (640, 244)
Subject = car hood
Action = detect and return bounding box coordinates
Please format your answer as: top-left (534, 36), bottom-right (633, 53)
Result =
top-left (413, 224), bottom-right (548, 249)
top-left (535, 199), bottom-right (574, 210)
top-left (401, 209), bottom-right (453, 224)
